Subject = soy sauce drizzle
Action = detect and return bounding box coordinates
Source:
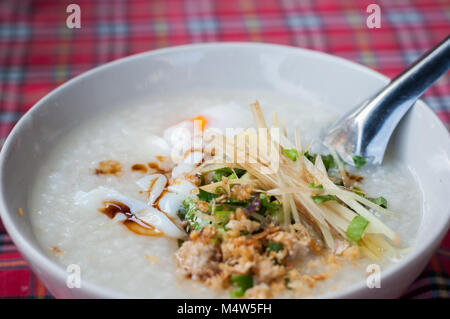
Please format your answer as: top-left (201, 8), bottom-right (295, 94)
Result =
top-left (148, 161), bottom-right (173, 175)
top-left (94, 160), bottom-right (122, 175)
top-left (99, 201), bottom-right (163, 237)
top-left (131, 164), bottom-right (148, 173)
top-left (148, 162), bottom-right (164, 172)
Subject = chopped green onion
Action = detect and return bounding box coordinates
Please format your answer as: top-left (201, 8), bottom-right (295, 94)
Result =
top-left (368, 196), bottom-right (388, 208)
top-left (284, 277), bottom-right (291, 289)
top-left (283, 148), bottom-right (299, 161)
top-left (197, 189), bottom-right (219, 202)
top-left (346, 215), bottom-right (369, 245)
top-left (312, 194), bottom-right (337, 204)
top-left (267, 241), bottom-right (283, 252)
top-left (213, 210), bottom-right (233, 224)
top-left (308, 182), bottom-right (324, 190)
top-left (227, 172), bottom-right (238, 180)
top-left (179, 197), bottom-right (211, 231)
top-left (212, 170), bottom-right (228, 183)
top-left (304, 152), bottom-right (335, 171)
top-left (230, 274), bottom-right (253, 298)
top-left (352, 155), bottom-right (367, 169)
top-left (260, 193), bottom-right (281, 211)
top-left (210, 234), bottom-right (220, 245)
top-left (223, 198), bottom-right (250, 206)
top-left (230, 289), bottom-right (244, 298)
top-left (177, 239), bottom-right (184, 248)
top-left (215, 186), bottom-right (227, 195)
top-left (268, 209), bottom-right (284, 224)
top-left (212, 167), bottom-right (247, 182)
top-left (351, 186), bottom-right (365, 197)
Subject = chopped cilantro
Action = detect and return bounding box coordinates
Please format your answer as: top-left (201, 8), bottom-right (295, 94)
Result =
top-left (212, 167), bottom-right (246, 182)
top-left (321, 154), bottom-right (336, 171)
top-left (304, 151), bottom-right (315, 163)
top-left (213, 210), bottom-right (233, 224)
top-left (260, 193), bottom-right (281, 212)
top-left (212, 168), bottom-right (230, 182)
top-left (267, 241), bottom-right (283, 252)
top-left (303, 152), bottom-right (336, 171)
top-left (352, 155), bottom-right (367, 169)
top-left (178, 197), bottom-right (211, 231)
top-left (234, 168), bottom-right (247, 177)
top-left (368, 196), bottom-right (388, 208)
top-left (197, 189), bottom-right (219, 202)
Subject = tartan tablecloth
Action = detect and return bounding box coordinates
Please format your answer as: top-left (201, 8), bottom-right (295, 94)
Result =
top-left (0, 0), bottom-right (449, 299)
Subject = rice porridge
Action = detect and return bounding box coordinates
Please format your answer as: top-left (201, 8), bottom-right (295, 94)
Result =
top-left (29, 91), bottom-right (422, 298)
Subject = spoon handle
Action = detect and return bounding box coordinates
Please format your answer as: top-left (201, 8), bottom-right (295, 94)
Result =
top-left (385, 35), bottom-right (450, 105)
top-left (356, 35), bottom-right (450, 161)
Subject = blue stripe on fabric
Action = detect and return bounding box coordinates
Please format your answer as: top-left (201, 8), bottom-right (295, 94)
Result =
top-left (403, 49), bottom-right (423, 64)
top-left (97, 23), bottom-right (128, 35)
top-left (188, 19), bottom-right (218, 33)
top-left (387, 11), bottom-right (423, 24)
top-left (0, 68), bottom-right (24, 83)
top-left (0, 112), bottom-right (23, 122)
top-left (286, 14), bottom-right (322, 28)
top-left (0, 266), bottom-right (31, 271)
top-left (0, 23), bottom-right (31, 39)
top-left (422, 96), bottom-right (450, 111)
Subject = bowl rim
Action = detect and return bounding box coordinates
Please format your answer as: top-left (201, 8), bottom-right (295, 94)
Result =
top-left (0, 42), bottom-right (448, 299)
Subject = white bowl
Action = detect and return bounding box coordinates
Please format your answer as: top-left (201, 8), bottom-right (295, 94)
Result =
top-left (0, 43), bottom-right (449, 298)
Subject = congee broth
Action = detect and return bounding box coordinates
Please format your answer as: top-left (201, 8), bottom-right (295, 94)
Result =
top-left (29, 92), bottom-right (422, 298)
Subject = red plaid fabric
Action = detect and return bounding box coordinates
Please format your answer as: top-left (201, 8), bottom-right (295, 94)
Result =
top-left (0, 0), bottom-right (449, 298)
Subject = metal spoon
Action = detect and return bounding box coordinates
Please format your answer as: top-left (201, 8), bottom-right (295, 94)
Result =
top-left (324, 35), bottom-right (450, 166)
